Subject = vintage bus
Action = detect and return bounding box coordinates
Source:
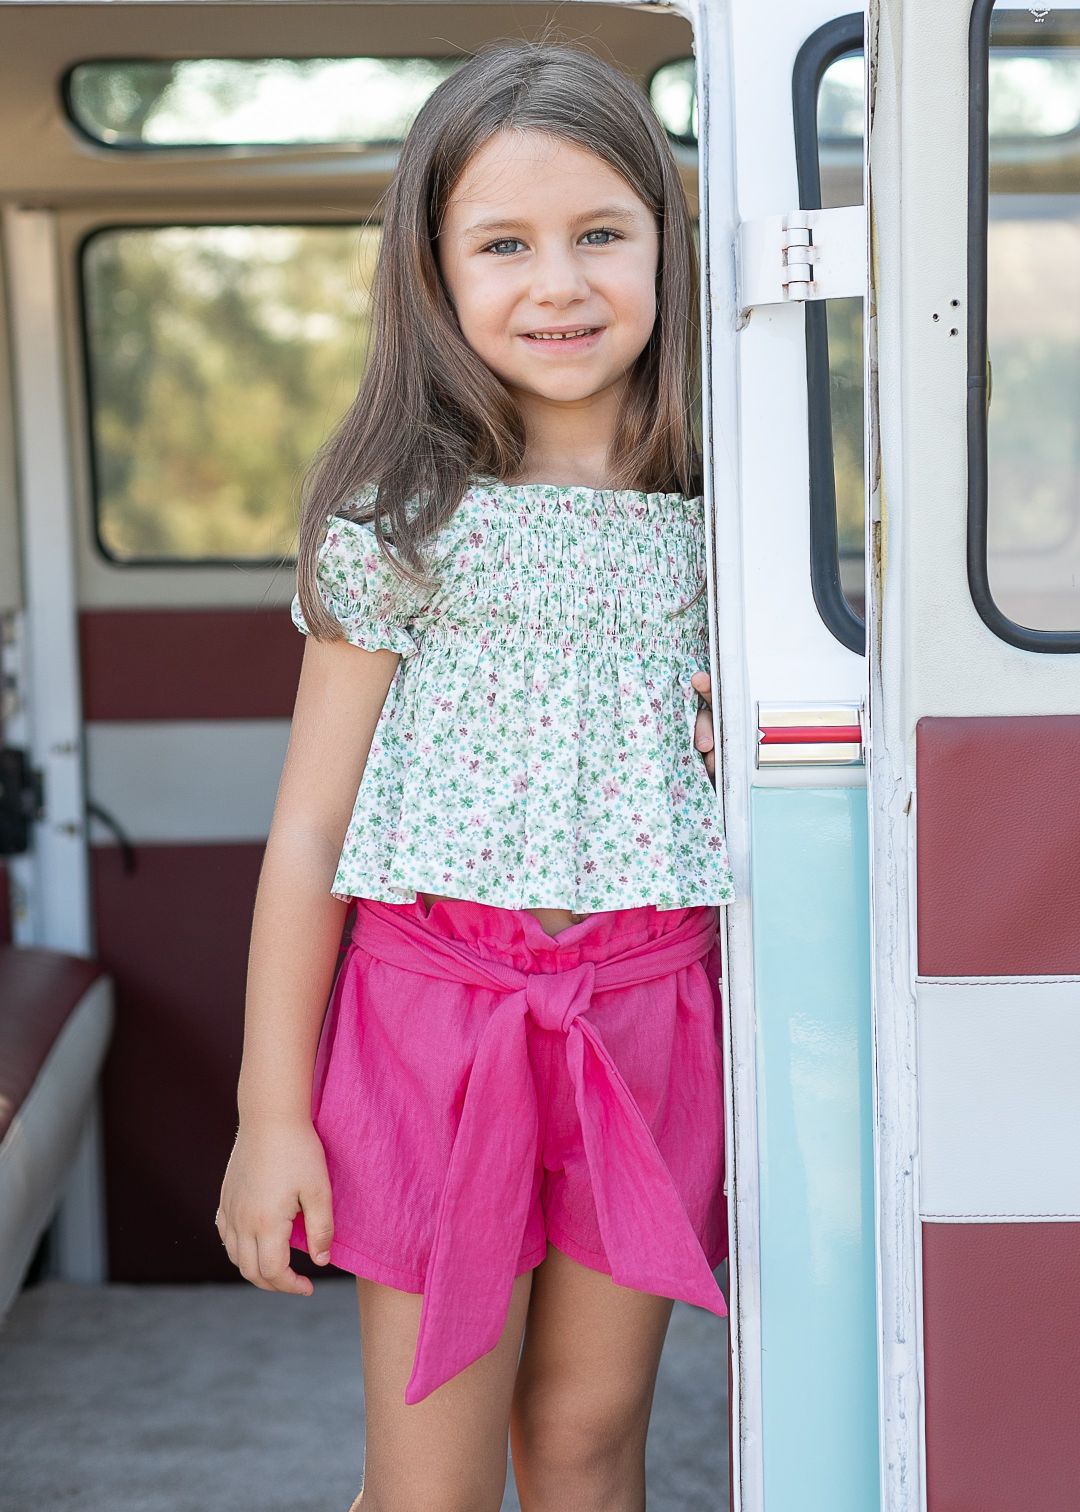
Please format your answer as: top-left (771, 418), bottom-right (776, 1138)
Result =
top-left (0, 2), bottom-right (1077, 1509)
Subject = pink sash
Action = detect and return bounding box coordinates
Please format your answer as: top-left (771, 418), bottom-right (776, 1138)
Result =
top-left (350, 902), bottom-right (728, 1405)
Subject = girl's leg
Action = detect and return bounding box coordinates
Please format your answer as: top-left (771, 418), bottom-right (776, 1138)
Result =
top-left (509, 1243), bottom-right (675, 1512)
top-left (352, 1267), bottom-right (535, 1512)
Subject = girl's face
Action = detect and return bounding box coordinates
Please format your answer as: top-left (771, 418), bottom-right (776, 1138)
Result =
top-left (436, 129), bottom-right (660, 412)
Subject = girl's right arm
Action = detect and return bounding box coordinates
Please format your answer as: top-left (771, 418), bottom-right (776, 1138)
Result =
top-left (216, 635), bottom-right (402, 1296)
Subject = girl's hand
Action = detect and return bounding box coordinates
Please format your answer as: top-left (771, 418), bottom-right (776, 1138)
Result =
top-left (216, 1117), bottom-right (334, 1296)
top-left (691, 670), bottom-right (716, 785)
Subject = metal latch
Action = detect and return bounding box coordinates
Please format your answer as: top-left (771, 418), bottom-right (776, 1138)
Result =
top-left (756, 702), bottom-right (865, 768)
top-left (0, 745), bottom-right (44, 855)
top-left (737, 205), bottom-right (866, 314)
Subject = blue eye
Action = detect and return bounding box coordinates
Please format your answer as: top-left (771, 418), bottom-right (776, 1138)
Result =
top-left (481, 227), bottom-right (624, 256)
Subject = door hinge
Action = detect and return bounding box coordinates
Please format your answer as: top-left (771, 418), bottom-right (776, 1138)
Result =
top-left (737, 205), bottom-right (866, 314)
top-left (0, 745), bottom-right (45, 856)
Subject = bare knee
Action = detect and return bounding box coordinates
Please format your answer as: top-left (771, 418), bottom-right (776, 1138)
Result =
top-left (511, 1380), bottom-right (652, 1509)
top-left (360, 1477), bottom-right (504, 1512)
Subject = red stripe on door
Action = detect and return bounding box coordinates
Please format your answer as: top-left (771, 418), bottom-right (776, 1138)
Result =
top-left (80, 608), bottom-right (302, 722)
top-left (916, 715), bottom-right (1080, 975)
top-left (923, 1221), bottom-right (1080, 1511)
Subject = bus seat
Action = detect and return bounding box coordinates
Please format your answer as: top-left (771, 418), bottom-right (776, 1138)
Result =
top-left (0, 947), bottom-right (114, 1317)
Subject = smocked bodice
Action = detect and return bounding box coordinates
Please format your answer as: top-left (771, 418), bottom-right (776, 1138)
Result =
top-left (290, 480), bottom-right (735, 912)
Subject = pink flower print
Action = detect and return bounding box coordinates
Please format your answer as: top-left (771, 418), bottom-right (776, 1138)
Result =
top-left (506, 872), bottom-right (515, 882)
top-left (444, 871), bottom-right (453, 882)
top-left (526, 725), bottom-right (536, 738)
top-left (540, 714), bottom-right (552, 728)
top-left (486, 691), bottom-right (496, 707)
top-left (631, 812), bottom-right (642, 824)
top-left (489, 669), bottom-right (499, 684)
top-left (326, 530), bottom-right (341, 548)
top-left (479, 630), bottom-right (491, 649)
top-left (650, 697), bottom-right (662, 715)
top-left (481, 847), bottom-right (493, 861)
top-left (513, 774), bottom-right (528, 794)
top-left (702, 817), bottom-right (713, 830)
top-left (466, 858), bottom-right (476, 869)
top-left (362, 553), bottom-right (379, 573)
top-left (420, 742), bottom-right (432, 757)
top-left (602, 780), bottom-right (620, 800)
top-left (628, 728), bottom-right (638, 741)
top-left (469, 530), bottom-right (484, 547)
top-left (618, 874), bottom-right (628, 886)
top-left (531, 760), bottom-right (543, 775)
top-left (584, 859), bottom-right (597, 874)
top-left (404, 731), bottom-right (414, 742)
top-left (470, 814), bottom-right (483, 828)
top-left (459, 725), bottom-right (469, 737)
top-left (519, 511), bottom-right (528, 526)
top-left (638, 714), bottom-right (650, 729)
top-left (526, 853), bottom-right (539, 869)
top-left (670, 782), bottom-right (688, 805)
top-left (709, 836), bottom-right (724, 851)
top-left (468, 758), bottom-right (480, 773)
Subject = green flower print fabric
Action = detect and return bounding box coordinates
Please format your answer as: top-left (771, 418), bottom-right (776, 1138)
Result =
top-left (290, 479), bottom-right (736, 912)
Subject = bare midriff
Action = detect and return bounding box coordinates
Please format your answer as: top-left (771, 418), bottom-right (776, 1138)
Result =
top-left (418, 891), bottom-right (589, 939)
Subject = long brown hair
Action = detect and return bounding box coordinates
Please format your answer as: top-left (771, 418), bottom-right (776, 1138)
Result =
top-left (295, 39), bottom-right (704, 639)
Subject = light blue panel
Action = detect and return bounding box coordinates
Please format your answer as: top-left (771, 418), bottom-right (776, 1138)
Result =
top-left (750, 786), bottom-right (879, 1512)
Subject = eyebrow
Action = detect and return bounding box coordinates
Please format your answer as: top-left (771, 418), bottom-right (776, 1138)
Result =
top-left (462, 206), bottom-right (642, 240)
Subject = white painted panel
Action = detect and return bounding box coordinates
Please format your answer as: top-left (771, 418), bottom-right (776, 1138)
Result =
top-left (85, 720), bottom-right (290, 844)
top-left (917, 977), bottom-right (1080, 1220)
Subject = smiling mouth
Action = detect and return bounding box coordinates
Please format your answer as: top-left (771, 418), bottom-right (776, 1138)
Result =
top-left (521, 326), bottom-right (603, 342)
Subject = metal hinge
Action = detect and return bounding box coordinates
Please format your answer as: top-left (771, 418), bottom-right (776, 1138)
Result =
top-left (737, 205), bottom-right (866, 315)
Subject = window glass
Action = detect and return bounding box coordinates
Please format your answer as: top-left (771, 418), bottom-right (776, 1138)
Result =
top-left (983, 9), bottom-right (1080, 633)
top-left (66, 58), bottom-right (463, 148)
top-left (818, 52), bottom-right (865, 624)
top-left (81, 224), bottom-right (377, 561)
top-left (650, 59), bottom-right (697, 144)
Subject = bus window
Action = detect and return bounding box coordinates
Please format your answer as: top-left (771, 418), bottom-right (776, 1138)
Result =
top-left (795, 16), bottom-right (865, 652)
top-left (65, 57), bottom-right (464, 149)
top-left (969, 6), bottom-right (1080, 644)
top-left (80, 223), bottom-right (378, 562)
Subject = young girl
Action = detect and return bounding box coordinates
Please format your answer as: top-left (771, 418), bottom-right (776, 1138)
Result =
top-left (217, 39), bottom-right (735, 1512)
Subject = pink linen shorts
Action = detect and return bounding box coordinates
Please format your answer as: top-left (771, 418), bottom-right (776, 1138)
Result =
top-left (290, 894), bottom-right (728, 1400)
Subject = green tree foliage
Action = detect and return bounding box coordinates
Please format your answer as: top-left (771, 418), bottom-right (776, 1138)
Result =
top-left (83, 224), bottom-right (379, 560)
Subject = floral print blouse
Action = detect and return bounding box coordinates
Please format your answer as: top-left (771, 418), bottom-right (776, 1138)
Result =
top-left (290, 478), bottom-right (736, 912)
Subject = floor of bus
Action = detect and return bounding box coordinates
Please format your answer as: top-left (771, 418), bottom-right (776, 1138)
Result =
top-left (1, 1271), bottom-right (729, 1511)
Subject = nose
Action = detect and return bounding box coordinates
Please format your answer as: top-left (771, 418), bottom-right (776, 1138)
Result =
top-left (528, 243), bottom-right (591, 309)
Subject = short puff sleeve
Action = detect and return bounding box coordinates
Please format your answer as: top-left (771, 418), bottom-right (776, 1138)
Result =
top-left (290, 515), bottom-right (434, 659)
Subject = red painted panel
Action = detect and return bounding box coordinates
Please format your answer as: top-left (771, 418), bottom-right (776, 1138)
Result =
top-left (0, 945), bottom-right (105, 1142)
top-left (923, 1221), bottom-right (1080, 1512)
top-left (92, 841), bottom-right (352, 1281)
top-left (916, 716), bottom-right (1080, 975)
top-left (93, 842), bottom-right (262, 1281)
top-left (80, 608), bottom-right (301, 722)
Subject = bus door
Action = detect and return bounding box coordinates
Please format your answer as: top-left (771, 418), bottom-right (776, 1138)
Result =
top-left (868, 2), bottom-right (1080, 1509)
top-left (700, 4), bottom-right (877, 1510)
